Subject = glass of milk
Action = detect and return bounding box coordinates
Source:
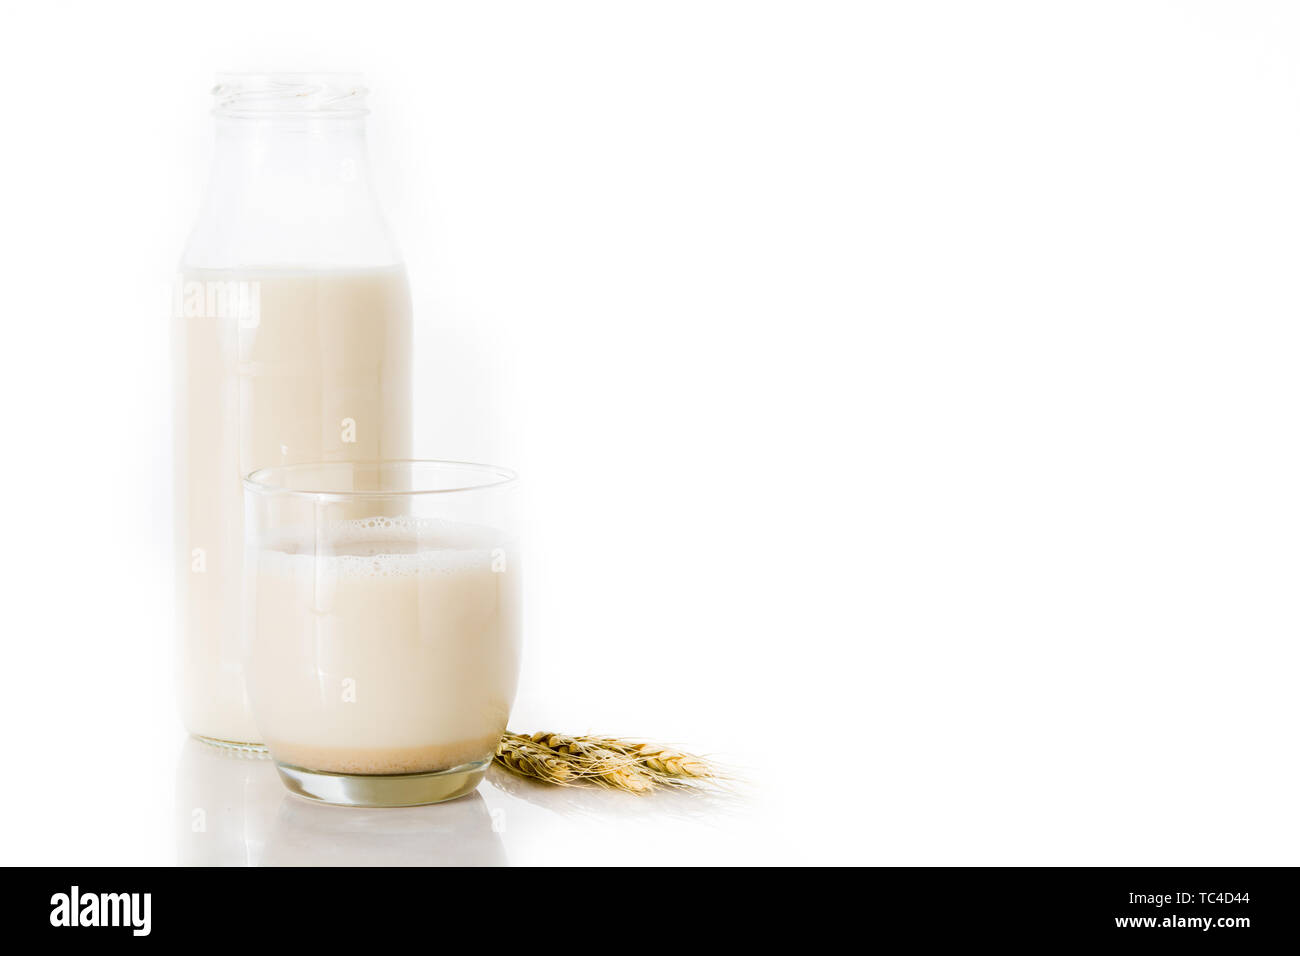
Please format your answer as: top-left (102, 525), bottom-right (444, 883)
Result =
top-left (242, 461), bottom-right (520, 807)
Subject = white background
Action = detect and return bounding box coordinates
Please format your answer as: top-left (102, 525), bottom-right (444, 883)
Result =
top-left (1, 1), bottom-right (1298, 865)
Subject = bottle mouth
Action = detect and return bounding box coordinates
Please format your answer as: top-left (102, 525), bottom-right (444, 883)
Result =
top-left (212, 72), bottom-right (368, 118)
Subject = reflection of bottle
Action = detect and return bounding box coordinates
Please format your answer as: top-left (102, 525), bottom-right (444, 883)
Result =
top-left (174, 737), bottom-right (284, 866)
top-left (174, 74), bottom-right (413, 745)
top-left (262, 792), bottom-right (508, 866)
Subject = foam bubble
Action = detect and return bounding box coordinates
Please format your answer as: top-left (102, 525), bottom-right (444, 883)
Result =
top-left (255, 515), bottom-right (509, 577)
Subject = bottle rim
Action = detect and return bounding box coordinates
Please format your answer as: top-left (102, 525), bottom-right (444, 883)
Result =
top-left (211, 72), bottom-right (368, 118)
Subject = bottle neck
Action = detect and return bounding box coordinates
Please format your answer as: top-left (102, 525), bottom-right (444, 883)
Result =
top-left (183, 113), bottom-right (402, 271)
top-left (211, 114), bottom-right (369, 187)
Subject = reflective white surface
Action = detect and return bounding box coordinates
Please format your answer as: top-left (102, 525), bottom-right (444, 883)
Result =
top-left (171, 736), bottom-right (770, 866)
top-left (177, 738), bottom-right (509, 866)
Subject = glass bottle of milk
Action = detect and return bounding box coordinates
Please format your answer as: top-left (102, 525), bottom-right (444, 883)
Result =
top-left (174, 74), bottom-right (413, 747)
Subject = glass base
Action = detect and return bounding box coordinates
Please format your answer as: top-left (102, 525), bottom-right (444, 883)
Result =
top-left (275, 760), bottom-right (489, 807)
top-left (193, 733), bottom-right (269, 756)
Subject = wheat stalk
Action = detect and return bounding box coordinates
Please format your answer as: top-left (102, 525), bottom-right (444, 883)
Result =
top-left (494, 730), bottom-right (719, 793)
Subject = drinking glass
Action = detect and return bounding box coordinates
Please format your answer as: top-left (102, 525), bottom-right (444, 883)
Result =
top-left (242, 460), bottom-right (520, 807)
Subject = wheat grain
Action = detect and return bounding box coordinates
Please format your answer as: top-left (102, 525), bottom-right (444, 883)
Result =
top-left (494, 730), bottom-right (719, 793)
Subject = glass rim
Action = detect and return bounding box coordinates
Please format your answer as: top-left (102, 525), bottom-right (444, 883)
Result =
top-left (242, 459), bottom-right (518, 500)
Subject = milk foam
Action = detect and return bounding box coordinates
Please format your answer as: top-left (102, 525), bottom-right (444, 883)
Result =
top-left (258, 516), bottom-right (505, 577)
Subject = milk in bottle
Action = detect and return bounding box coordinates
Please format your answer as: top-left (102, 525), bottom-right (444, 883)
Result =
top-left (174, 74), bottom-right (412, 745)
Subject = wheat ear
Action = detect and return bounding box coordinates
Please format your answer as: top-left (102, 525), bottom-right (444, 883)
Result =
top-left (494, 731), bottom-right (719, 793)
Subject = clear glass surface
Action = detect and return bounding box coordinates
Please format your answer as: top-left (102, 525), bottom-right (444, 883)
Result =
top-left (242, 461), bottom-right (521, 806)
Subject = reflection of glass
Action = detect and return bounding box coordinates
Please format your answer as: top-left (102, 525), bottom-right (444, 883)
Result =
top-left (174, 737), bottom-right (284, 866)
top-left (175, 737), bottom-right (508, 866)
top-left (262, 791), bottom-right (507, 866)
top-left (243, 461), bottom-right (521, 807)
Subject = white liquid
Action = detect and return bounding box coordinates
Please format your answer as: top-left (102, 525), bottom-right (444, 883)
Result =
top-left (174, 268), bottom-right (412, 743)
top-left (246, 518), bottom-right (520, 774)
